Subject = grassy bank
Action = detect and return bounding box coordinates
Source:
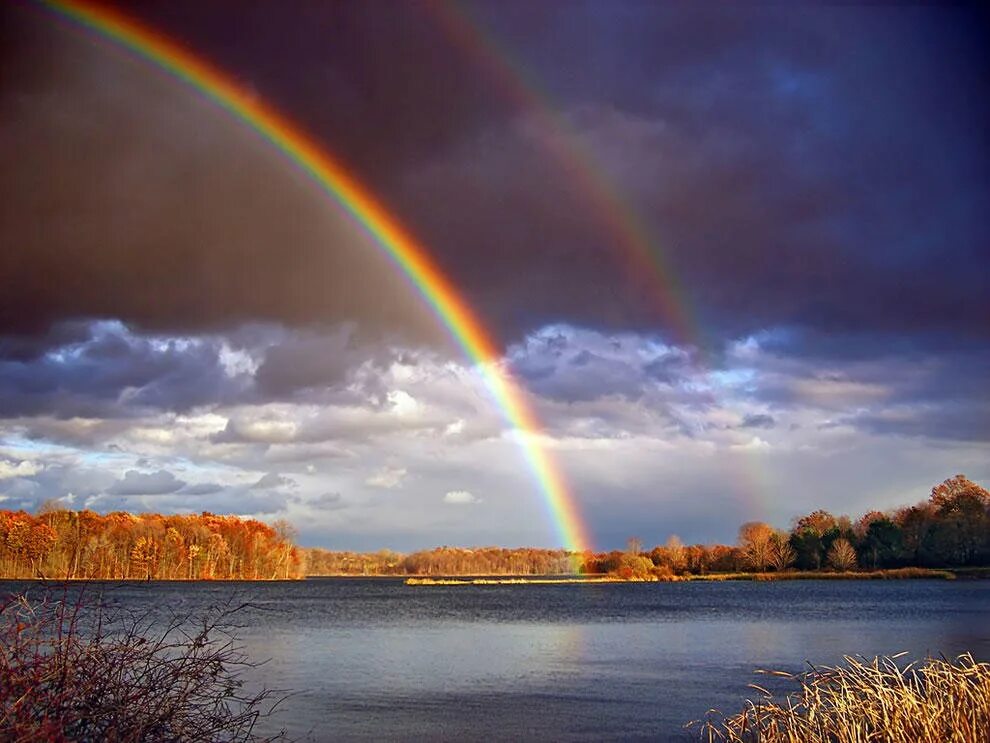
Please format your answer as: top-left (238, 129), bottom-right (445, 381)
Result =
top-left (404, 567), bottom-right (958, 585)
top-left (692, 653), bottom-right (990, 742)
top-left (687, 567), bottom-right (956, 581)
top-left (405, 576), bottom-right (650, 586)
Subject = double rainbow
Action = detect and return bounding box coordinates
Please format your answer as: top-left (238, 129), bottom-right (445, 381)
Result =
top-left (39, 0), bottom-right (592, 553)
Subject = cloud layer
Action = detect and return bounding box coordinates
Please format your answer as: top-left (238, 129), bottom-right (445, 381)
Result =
top-left (0, 320), bottom-right (985, 549)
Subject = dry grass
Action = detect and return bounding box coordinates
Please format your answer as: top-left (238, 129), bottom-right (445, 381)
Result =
top-left (405, 576), bottom-right (661, 585)
top-left (689, 568), bottom-right (955, 582)
top-left (692, 653), bottom-right (990, 742)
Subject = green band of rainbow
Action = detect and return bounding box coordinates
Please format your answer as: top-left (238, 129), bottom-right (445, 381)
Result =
top-left (39, 0), bottom-right (591, 553)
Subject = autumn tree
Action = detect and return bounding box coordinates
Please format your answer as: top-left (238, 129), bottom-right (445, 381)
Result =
top-left (795, 510), bottom-right (838, 536)
top-left (769, 532), bottom-right (797, 572)
top-left (930, 474), bottom-right (990, 511)
top-left (927, 475), bottom-right (990, 565)
top-left (0, 509), bottom-right (302, 580)
top-left (738, 522), bottom-right (775, 571)
top-left (662, 535), bottom-right (687, 573)
top-left (827, 538), bottom-right (858, 571)
top-left (791, 510), bottom-right (844, 570)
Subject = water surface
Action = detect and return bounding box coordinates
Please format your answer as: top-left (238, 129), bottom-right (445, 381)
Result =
top-left (6, 578), bottom-right (989, 741)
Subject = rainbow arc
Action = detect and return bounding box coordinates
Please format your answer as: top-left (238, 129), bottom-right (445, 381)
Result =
top-left (40, 0), bottom-right (592, 553)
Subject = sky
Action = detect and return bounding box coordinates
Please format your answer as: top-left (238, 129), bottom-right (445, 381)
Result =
top-left (1, 1), bottom-right (987, 551)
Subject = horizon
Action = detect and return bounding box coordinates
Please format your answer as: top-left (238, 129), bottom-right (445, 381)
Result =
top-left (1, 1), bottom-right (987, 553)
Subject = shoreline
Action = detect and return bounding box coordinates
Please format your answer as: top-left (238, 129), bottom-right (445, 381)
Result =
top-left (2, 567), bottom-right (980, 584)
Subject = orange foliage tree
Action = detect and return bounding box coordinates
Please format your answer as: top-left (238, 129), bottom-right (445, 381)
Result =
top-left (0, 506), bottom-right (301, 580)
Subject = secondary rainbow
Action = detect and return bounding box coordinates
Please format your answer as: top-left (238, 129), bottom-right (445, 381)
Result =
top-left (38, 0), bottom-right (592, 553)
top-left (427, 1), bottom-right (703, 350)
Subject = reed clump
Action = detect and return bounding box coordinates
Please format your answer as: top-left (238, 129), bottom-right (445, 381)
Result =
top-left (694, 652), bottom-right (990, 742)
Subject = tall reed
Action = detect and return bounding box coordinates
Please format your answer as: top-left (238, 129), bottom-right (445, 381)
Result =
top-left (693, 653), bottom-right (990, 742)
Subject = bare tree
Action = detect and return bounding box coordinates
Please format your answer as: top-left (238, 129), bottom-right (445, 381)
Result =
top-left (770, 534), bottom-right (797, 572)
top-left (665, 535), bottom-right (686, 573)
top-left (739, 522), bottom-right (775, 571)
top-left (827, 538), bottom-right (858, 571)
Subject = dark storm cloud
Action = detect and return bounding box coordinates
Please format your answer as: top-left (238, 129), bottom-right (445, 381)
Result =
top-left (737, 339), bottom-right (990, 442)
top-left (0, 319), bottom-right (408, 422)
top-left (444, 2), bottom-right (990, 348)
top-left (180, 482), bottom-right (224, 496)
top-left (507, 325), bottom-right (693, 403)
top-left (0, 3), bottom-right (443, 346)
top-left (739, 414), bottom-right (775, 430)
top-left (107, 469), bottom-right (185, 496)
top-left (252, 325), bottom-right (397, 399)
top-left (3, 1), bottom-right (986, 355)
top-left (251, 472), bottom-right (295, 490)
top-left (846, 403), bottom-right (990, 444)
top-left (295, 492), bottom-right (346, 511)
top-left (0, 322), bottom-right (93, 362)
top-left (0, 321), bottom-right (243, 418)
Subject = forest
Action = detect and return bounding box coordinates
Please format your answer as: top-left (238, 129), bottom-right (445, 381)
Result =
top-left (2, 474), bottom-right (987, 581)
top-left (0, 508), bottom-right (302, 580)
top-left (305, 474), bottom-right (990, 578)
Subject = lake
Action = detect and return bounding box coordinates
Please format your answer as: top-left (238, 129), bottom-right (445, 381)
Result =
top-left (5, 578), bottom-right (989, 741)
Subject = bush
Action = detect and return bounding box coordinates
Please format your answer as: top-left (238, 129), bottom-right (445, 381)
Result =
top-left (0, 588), bottom-right (286, 742)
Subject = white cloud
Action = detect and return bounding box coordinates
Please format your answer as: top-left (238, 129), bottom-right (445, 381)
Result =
top-left (443, 490), bottom-right (480, 505)
top-left (0, 458), bottom-right (42, 479)
top-left (366, 465), bottom-right (407, 489)
top-left (730, 436), bottom-right (772, 451)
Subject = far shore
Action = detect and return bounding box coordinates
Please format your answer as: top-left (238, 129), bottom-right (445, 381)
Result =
top-left (5, 567), bottom-right (987, 584)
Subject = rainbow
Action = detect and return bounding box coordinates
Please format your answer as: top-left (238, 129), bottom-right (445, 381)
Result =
top-left (426, 2), bottom-right (703, 350)
top-left (37, 0), bottom-right (592, 553)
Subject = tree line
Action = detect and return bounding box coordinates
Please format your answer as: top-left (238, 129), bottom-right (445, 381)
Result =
top-left (586, 474), bottom-right (990, 578)
top-left (4, 474), bottom-right (986, 580)
top-left (303, 474), bottom-right (989, 578)
top-left (304, 546), bottom-right (574, 576)
top-left (0, 505), bottom-right (302, 580)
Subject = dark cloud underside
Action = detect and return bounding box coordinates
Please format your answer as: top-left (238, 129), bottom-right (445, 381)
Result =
top-left (1, 4), bottom-right (443, 347)
top-left (1, 1), bottom-right (986, 352)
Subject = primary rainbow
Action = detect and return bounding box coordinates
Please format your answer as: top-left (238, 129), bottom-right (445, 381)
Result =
top-left (39, 0), bottom-right (592, 554)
